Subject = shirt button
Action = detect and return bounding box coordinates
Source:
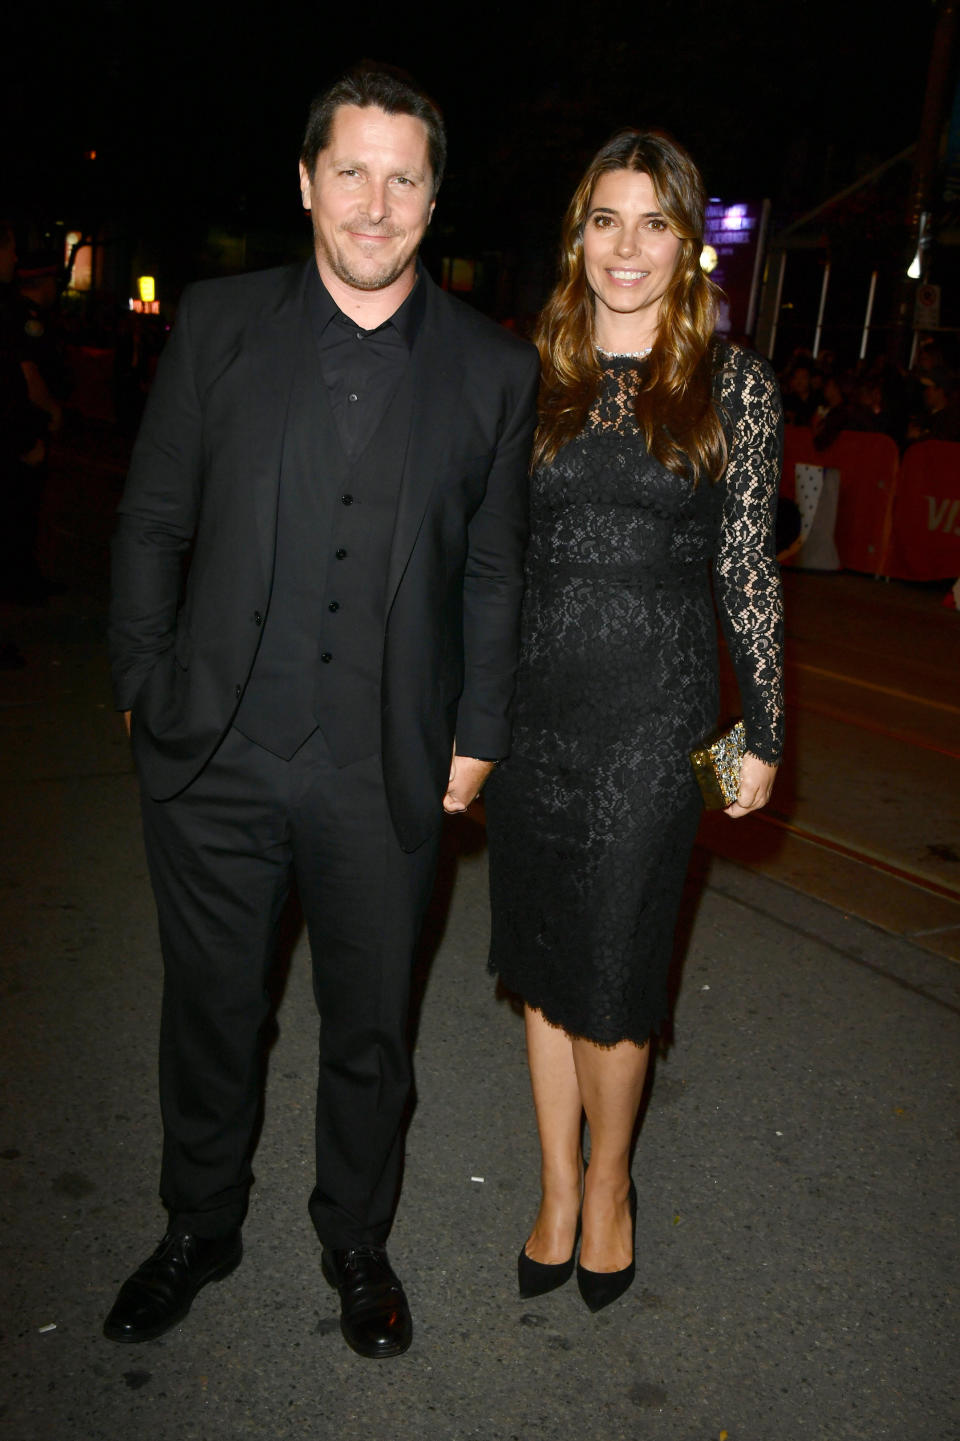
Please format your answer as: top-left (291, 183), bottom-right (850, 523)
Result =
top-left (341, 493), bottom-right (353, 505)
top-left (320, 652), bottom-right (332, 663)
top-left (356, 331), bottom-right (364, 340)
top-left (328, 601), bottom-right (340, 612)
top-left (347, 393), bottom-right (358, 403)
top-left (335, 548), bottom-right (347, 559)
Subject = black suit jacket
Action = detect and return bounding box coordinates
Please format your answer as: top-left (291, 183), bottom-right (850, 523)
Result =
top-left (109, 262), bottom-right (539, 851)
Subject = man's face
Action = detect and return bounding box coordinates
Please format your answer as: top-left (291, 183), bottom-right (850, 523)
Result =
top-left (299, 104), bottom-right (435, 294)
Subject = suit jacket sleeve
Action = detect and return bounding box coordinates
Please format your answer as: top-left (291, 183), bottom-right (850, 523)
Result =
top-left (108, 288), bottom-right (204, 710)
top-left (454, 346), bottom-right (540, 759)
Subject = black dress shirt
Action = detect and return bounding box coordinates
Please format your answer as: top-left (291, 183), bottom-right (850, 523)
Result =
top-left (308, 264), bottom-right (425, 460)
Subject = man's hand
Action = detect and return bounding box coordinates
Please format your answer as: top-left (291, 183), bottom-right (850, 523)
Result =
top-left (724, 752), bottom-right (778, 819)
top-left (443, 750), bottom-right (496, 814)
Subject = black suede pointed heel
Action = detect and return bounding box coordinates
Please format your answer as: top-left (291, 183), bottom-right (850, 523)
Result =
top-left (517, 1242), bottom-right (576, 1299)
top-left (517, 1211), bottom-right (581, 1299)
top-left (576, 1179), bottom-right (637, 1313)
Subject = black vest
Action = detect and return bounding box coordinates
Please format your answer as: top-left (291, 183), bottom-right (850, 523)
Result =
top-left (234, 315), bottom-right (413, 763)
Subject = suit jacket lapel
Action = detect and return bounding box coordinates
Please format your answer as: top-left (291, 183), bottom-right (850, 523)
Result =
top-left (240, 262), bottom-right (319, 589)
top-left (386, 279), bottom-right (465, 606)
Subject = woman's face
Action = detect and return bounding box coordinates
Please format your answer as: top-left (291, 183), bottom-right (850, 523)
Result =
top-left (582, 169), bottom-right (683, 338)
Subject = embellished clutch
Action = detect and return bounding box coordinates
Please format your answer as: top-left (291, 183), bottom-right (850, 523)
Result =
top-left (690, 719), bottom-right (746, 809)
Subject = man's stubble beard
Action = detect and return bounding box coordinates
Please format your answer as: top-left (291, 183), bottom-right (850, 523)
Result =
top-left (314, 219), bottom-right (418, 293)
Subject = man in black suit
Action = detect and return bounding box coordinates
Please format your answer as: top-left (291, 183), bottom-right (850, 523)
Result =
top-left (104, 66), bottom-right (539, 1358)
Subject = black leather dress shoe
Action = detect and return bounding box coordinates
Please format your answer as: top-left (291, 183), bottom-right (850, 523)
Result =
top-left (103, 1230), bottom-right (242, 1342)
top-left (321, 1246), bottom-right (412, 1358)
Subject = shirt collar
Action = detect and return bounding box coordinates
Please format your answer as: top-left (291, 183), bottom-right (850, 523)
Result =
top-left (307, 261), bottom-right (426, 351)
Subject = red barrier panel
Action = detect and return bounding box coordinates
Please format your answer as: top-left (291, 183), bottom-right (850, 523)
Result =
top-left (885, 441), bottom-right (960, 581)
top-left (780, 426), bottom-right (898, 573)
top-left (817, 431), bottom-right (900, 575)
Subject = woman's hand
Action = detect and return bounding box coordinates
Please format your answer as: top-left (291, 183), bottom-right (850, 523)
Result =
top-left (724, 753), bottom-right (778, 819)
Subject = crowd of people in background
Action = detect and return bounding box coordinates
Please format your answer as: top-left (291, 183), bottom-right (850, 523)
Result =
top-left (779, 335), bottom-right (960, 449)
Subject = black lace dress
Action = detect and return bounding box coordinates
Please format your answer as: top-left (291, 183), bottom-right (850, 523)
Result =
top-left (485, 344), bottom-right (784, 1045)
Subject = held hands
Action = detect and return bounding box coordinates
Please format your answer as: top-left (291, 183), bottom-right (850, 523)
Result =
top-left (443, 748), bottom-right (496, 814)
top-left (724, 752), bottom-right (778, 820)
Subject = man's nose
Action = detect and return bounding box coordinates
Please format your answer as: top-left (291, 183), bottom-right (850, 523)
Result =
top-left (363, 180), bottom-right (390, 223)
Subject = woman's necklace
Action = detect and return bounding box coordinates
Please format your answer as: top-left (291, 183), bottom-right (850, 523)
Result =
top-left (596, 345), bottom-right (652, 359)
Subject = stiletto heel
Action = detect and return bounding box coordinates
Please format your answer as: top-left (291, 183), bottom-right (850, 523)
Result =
top-left (576, 1179), bottom-right (637, 1312)
top-left (517, 1216), bottom-right (580, 1299)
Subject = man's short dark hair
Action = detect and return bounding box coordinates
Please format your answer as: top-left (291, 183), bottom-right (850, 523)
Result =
top-left (300, 63), bottom-right (446, 197)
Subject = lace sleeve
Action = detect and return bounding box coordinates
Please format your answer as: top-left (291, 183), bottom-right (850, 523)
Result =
top-left (713, 348), bottom-right (785, 765)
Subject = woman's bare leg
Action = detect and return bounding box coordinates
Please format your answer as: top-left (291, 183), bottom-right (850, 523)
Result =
top-left (523, 1004), bottom-right (583, 1264)
top-left (573, 1037), bottom-right (650, 1272)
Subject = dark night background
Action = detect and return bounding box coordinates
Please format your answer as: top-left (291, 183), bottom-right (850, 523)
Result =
top-left (1, 0), bottom-right (950, 341)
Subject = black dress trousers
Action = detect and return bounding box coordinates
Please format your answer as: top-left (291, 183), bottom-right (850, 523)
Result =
top-left (140, 723), bottom-right (440, 1247)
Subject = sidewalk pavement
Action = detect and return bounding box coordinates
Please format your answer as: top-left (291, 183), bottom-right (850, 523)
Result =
top-left (1, 592), bottom-right (957, 1441)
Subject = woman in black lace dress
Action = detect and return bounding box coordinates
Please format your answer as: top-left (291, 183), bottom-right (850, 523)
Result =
top-left (485, 130), bottom-right (783, 1311)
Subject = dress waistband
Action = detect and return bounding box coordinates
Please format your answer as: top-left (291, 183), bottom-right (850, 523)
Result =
top-left (527, 561), bottom-right (707, 588)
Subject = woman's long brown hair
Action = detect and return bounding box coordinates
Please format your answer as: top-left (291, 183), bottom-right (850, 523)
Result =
top-left (533, 129), bottom-right (727, 483)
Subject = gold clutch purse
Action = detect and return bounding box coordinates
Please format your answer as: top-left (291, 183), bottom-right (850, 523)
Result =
top-left (690, 719), bottom-right (746, 809)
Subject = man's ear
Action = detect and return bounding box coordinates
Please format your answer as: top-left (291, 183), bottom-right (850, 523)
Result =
top-left (298, 160), bottom-right (312, 211)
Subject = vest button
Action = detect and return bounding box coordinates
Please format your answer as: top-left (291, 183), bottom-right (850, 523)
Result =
top-left (347, 392), bottom-right (358, 403)
top-left (335, 548), bottom-right (347, 559)
top-left (235, 684), bottom-right (242, 697)
top-left (341, 493), bottom-right (354, 505)
top-left (320, 652), bottom-right (332, 663)
top-left (328, 601), bottom-right (340, 612)
top-left (253, 611), bottom-right (262, 625)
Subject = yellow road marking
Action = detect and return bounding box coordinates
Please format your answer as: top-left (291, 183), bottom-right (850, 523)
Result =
top-left (793, 663), bottom-right (960, 715)
top-left (758, 812), bottom-right (960, 902)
